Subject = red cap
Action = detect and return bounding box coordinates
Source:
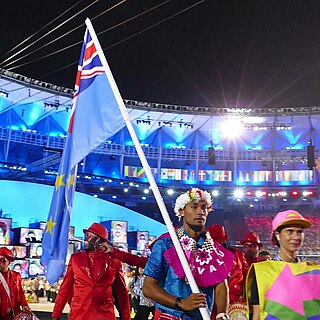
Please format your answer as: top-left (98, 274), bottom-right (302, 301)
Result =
top-left (207, 224), bottom-right (228, 243)
top-left (0, 247), bottom-right (14, 261)
top-left (83, 223), bottom-right (108, 242)
top-left (240, 232), bottom-right (263, 248)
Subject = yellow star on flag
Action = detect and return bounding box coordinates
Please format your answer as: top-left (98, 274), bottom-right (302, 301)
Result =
top-left (68, 173), bottom-right (75, 189)
top-left (55, 173), bottom-right (65, 190)
top-left (46, 216), bottom-right (57, 234)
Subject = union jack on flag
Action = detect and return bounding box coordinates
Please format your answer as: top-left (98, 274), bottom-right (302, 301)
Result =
top-left (41, 23), bottom-right (125, 285)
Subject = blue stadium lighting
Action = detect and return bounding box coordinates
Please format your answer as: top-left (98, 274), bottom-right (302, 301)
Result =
top-left (9, 125), bottom-right (21, 131)
top-left (112, 195), bottom-right (117, 199)
top-left (142, 196), bottom-right (147, 200)
top-left (124, 188), bottom-right (128, 193)
top-left (48, 131), bottom-right (63, 137)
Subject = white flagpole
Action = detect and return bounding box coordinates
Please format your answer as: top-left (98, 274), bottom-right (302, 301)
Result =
top-left (85, 18), bottom-right (210, 320)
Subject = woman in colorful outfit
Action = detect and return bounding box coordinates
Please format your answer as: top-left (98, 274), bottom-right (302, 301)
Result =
top-left (246, 210), bottom-right (320, 320)
top-left (143, 188), bottom-right (234, 320)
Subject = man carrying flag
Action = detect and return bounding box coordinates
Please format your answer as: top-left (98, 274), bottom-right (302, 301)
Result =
top-left (43, 15), bottom-right (227, 320)
top-left (143, 188), bottom-right (234, 320)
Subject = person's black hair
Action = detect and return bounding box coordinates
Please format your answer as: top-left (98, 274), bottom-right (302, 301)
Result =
top-left (258, 250), bottom-right (271, 256)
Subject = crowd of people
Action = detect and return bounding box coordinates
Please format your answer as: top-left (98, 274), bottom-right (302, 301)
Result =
top-left (0, 187), bottom-right (319, 319)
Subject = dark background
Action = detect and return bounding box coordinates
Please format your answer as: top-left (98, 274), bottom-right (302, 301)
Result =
top-left (2, 0), bottom-right (320, 108)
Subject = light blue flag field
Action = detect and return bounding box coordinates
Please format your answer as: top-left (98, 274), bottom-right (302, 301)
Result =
top-left (41, 21), bottom-right (125, 285)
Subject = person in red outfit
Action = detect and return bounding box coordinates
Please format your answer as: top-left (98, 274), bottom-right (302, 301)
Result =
top-left (0, 247), bottom-right (30, 320)
top-left (208, 225), bottom-right (249, 319)
top-left (208, 225), bottom-right (249, 304)
top-left (239, 232), bottom-right (263, 266)
top-left (52, 223), bottom-right (130, 320)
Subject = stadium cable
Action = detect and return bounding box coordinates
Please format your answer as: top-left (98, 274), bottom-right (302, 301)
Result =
top-left (4, 0), bottom-right (127, 71)
top-left (27, 0), bottom-right (207, 79)
top-left (0, 0), bottom-right (85, 64)
top-left (5, 0), bottom-right (171, 73)
top-left (6, 0), bottom-right (175, 75)
top-left (1, 0), bottom-right (101, 69)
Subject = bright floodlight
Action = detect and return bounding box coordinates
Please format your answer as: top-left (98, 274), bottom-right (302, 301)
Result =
top-left (167, 189), bottom-right (174, 196)
top-left (221, 118), bottom-right (244, 138)
top-left (212, 190), bottom-right (219, 197)
top-left (234, 189), bottom-right (244, 199)
top-left (255, 190), bottom-right (263, 197)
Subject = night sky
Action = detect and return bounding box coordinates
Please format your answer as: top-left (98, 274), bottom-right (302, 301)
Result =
top-left (2, 0), bottom-right (320, 108)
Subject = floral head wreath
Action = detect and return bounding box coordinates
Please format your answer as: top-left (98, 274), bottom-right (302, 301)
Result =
top-left (174, 188), bottom-right (212, 220)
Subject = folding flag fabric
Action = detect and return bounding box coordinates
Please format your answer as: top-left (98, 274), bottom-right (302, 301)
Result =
top-left (41, 25), bottom-right (125, 285)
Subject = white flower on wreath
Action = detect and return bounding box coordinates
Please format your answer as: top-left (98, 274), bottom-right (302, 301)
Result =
top-left (174, 188), bottom-right (212, 220)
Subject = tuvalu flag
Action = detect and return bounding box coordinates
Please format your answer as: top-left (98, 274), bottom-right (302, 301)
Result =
top-left (41, 22), bottom-right (125, 285)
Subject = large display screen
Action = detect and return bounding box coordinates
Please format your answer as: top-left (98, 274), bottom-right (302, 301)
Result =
top-left (0, 218), bottom-right (12, 245)
top-left (29, 243), bottom-right (43, 258)
top-left (110, 221), bottom-right (127, 244)
top-left (28, 258), bottom-right (45, 276)
top-left (11, 260), bottom-right (29, 278)
top-left (14, 246), bottom-right (27, 259)
top-left (19, 228), bottom-right (43, 244)
top-left (137, 231), bottom-right (149, 251)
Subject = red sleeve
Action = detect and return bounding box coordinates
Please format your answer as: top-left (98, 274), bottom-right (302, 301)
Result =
top-left (113, 259), bottom-right (130, 320)
top-left (16, 273), bottom-right (28, 307)
top-left (52, 258), bottom-right (74, 318)
top-left (110, 248), bottom-right (148, 268)
top-left (238, 250), bottom-right (249, 279)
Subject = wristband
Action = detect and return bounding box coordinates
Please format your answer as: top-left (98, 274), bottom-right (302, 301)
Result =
top-left (174, 297), bottom-right (181, 309)
top-left (216, 313), bottom-right (229, 320)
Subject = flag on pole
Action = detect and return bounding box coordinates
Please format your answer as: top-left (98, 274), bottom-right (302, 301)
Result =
top-left (41, 26), bottom-right (125, 285)
top-left (42, 18), bottom-right (210, 319)
top-left (82, 18), bottom-right (211, 319)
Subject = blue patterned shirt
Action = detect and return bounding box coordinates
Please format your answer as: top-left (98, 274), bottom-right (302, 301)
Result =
top-left (143, 229), bottom-right (214, 319)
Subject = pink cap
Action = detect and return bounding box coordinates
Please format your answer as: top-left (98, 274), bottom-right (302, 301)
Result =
top-left (270, 210), bottom-right (312, 245)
